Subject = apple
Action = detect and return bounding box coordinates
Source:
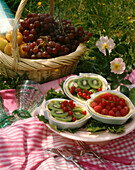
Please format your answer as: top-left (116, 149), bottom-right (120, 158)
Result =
top-left (0, 37), bottom-right (8, 52)
top-left (4, 43), bottom-right (12, 56)
top-left (6, 30), bottom-right (23, 45)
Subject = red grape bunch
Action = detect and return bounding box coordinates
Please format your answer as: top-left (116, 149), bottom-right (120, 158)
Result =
top-left (19, 13), bottom-right (92, 59)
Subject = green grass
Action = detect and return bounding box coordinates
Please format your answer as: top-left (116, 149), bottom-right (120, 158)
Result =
top-left (1, 0), bottom-right (135, 89)
top-left (5, 0), bottom-right (135, 35)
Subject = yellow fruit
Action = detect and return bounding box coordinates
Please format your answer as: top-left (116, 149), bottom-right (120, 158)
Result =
top-left (4, 43), bottom-right (12, 56)
top-left (0, 37), bottom-right (8, 52)
top-left (19, 43), bottom-right (27, 57)
top-left (0, 34), bottom-right (6, 39)
top-left (6, 30), bottom-right (12, 41)
top-left (6, 30), bottom-right (23, 45)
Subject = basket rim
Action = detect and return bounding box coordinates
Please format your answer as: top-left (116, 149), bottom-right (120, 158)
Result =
top-left (0, 43), bottom-right (86, 71)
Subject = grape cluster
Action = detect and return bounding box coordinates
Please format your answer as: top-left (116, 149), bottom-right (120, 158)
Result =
top-left (19, 13), bottom-right (92, 59)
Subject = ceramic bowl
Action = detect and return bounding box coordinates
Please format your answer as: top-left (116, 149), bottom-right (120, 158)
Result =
top-left (86, 90), bottom-right (135, 125)
top-left (44, 98), bottom-right (91, 129)
top-left (63, 73), bottom-right (108, 105)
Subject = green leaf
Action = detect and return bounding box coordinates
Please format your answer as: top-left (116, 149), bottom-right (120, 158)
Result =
top-left (126, 54), bottom-right (132, 60)
top-left (91, 47), bottom-right (99, 52)
top-left (93, 34), bottom-right (100, 38)
top-left (126, 65), bottom-right (133, 73)
top-left (119, 72), bottom-right (128, 79)
top-left (115, 44), bottom-right (126, 54)
top-left (129, 88), bottom-right (135, 106)
top-left (87, 126), bottom-right (107, 132)
top-left (86, 118), bottom-right (131, 134)
top-left (120, 34), bottom-right (127, 42)
top-left (108, 125), bottom-right (124, 133)
top-left (45, 88), bottom-right (68, 100)
top-left (89, 52), bottom-right (95, 58)
top-left (102, 60), bottom-right (108, 69)
top-left (120, 85), bottom-right (129, 96)
top-left (105, 48), bottom-right (109, 57)
top-left (114, 36), bottom-right (119, 45)
top-left (92, 51), bottom-right (104, 59)
top-left (107, 75), bottom-right (117, 81)
top-left (122, 44), bottom-right (129, 53)
top-left (120, 79), bottom-right (132, 85)
top-left (59, 80), bottom-right (65, 92)
top-left (132, 63), bottom-right (135, 69)
top-left (37, 115), bottom-right (48, 123)
top-left (111, 81), bottom-right (120, 90)
top-left (87, 119), bottom-right (107, 132)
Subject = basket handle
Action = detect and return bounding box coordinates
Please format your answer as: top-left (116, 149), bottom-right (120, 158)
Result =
top-left (11, 0), bottom-right (54, 69)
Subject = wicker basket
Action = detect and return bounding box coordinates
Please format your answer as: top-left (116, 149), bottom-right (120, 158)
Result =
top-left (0, 0), bottom-right (86, 83)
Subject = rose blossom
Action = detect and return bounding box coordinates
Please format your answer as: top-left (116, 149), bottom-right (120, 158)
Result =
top-left (96, 36), bottom-right (115, 56)
top-left (110, 58), bottom-right (126, 74)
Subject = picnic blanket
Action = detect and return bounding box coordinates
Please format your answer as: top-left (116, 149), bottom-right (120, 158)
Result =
top-left (0, 71), bottom-right (135, 170)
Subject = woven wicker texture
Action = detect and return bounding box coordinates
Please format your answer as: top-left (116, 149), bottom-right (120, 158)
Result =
top-left (0, 0), bottom-right (86, 83)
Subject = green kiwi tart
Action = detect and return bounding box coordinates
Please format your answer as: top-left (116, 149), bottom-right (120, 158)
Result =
top-left (44, 98), bottom-right (91, 129)
top-left (63, 74), bottom-right (108, 104)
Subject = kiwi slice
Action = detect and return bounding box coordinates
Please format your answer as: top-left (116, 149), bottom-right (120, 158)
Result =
top-left (55, 115), bottom-right (72, 122)
top-left (78, 77), bottom-right (90, 90)
top-left (48, 101), bottom-right (61, 110)
top-left (73, 111), bottom-right (85, 120)
top-left (68, 79), bottom-right (79, 90)
top-left (51, 109), bottom-right (68, 117)
top-left (88, 77), bottom-right (102, 89)
top-left (72, 106), bottom-right (83, 112)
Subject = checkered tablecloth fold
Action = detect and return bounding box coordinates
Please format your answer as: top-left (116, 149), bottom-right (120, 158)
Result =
top-left (0, 73), bottom-right (135, 170)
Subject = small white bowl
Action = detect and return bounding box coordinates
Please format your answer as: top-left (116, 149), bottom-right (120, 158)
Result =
top-left (63, 73), bottom-right (109, 105)
top-left (86, 90), bottom-right (135, 125)
top-left (44, 98), bottom-right (91, 129)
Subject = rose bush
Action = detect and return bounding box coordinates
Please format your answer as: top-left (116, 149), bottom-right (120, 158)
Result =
top-left (85, 34), bottom-right (135, 96)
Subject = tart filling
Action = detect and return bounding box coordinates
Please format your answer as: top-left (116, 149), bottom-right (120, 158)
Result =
top-left (45, 99), bottom-right (90, 123)
top-left (64, 75), bottom-right (108, 104)
top-left (87, 91), bottom-right (134, 118)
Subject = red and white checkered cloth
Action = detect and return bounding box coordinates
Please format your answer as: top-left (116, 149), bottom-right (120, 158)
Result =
top-left (0, 72), bottom-right (135, 170)
top-left (0, 117), bottom-right (135, 170)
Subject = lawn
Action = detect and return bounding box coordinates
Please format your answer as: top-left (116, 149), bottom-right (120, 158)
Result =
top-left (0, 0), bottom-right (135, 90)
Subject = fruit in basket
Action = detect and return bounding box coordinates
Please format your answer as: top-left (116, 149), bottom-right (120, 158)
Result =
top-left (19, 43), bottom-right (27, 57)
top-left (0, 34), bottom-right (6, 39)
top-left (19, 13), bottom-right (92, 59)
top-left (6, 30), bottom-right (23, 45)
top-left (0, 37), bottom-right (8, 52)
top-left (4, 43), bottom-right (12, 56)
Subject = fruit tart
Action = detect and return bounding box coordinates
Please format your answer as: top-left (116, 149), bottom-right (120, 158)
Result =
top-left (63, 74), bottom-right (108, 104)
top-left (44, 98), bottom-right (91, 129)
top-left (86, 90), bottom-right (135, 125)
